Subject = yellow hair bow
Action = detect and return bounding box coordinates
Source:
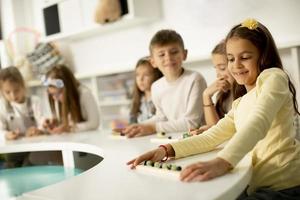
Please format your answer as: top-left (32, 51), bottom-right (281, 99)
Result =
top-left (241, 18), bottom-right (258, 30)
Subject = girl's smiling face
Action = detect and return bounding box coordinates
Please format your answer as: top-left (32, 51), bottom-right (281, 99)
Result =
top-left (226, 37), bottom-right (260, 91)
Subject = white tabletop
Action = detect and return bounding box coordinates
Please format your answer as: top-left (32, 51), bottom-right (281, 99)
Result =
top-left (0, 130), bottom-right (252, 200)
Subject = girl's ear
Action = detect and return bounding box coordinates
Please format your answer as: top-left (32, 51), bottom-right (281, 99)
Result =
top-left (150, 56), bottom-right (158, 68)
top-left (183, 49), bottom-right (188, 61)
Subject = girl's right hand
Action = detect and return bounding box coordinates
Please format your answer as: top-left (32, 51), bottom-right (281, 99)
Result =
top-left (5, 130), bottom-right (21, 140)
top-left (48, 124), bottom-right (70, 134)
top-left (43, 118), bottom-right (58, 130)
top-left (203, 77), bottom-right (231, 98)
top-left (26, 127), bottom-right (44, 137)
top-left (127, 147), bottom-right (167, 169)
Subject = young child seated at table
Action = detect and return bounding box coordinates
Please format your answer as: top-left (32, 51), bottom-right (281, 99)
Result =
top-left (190, 40), bottom-right (234, 135)
top-left (0, 66), bottom-right (44, 167)
top-left (129, 56), bottom-right (163, 124)
top-left (42, 65), bottom-right (100, 134)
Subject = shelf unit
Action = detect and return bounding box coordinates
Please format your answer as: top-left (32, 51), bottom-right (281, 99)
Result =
top-left (37, 0), bottom-right (162, 42)
top-left (41, 17), bottom-right (156, 43)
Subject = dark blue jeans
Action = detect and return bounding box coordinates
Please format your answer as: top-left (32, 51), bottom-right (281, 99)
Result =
top-left (237, 185), bottom-right (300, 200)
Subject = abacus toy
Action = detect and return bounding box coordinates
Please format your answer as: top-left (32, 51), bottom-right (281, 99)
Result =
top-left (135, 160), bottom-right (182, 179)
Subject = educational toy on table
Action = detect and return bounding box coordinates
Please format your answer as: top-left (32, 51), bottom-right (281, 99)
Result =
top-left (135, 160), bottom-right (182, 179)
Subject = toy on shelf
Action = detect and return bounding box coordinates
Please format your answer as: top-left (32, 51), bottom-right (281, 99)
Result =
top-left (95, 0), bottom-right (122, 24)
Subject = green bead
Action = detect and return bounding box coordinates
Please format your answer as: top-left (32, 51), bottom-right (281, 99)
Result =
top-left (176, 166), bottom-right (182, 171)
top-left (167, 164), bottom-right (172, 170)
top-left (154, 162), bottom-right (161, 168)
top-left (157, 132), bottom-right (166, 138)
top-left (162, 163), bottom-right (168, 169)
top-left (146, 160), bottom-right (154, 166)
top-left (171, 165), bottom-right (177, 171)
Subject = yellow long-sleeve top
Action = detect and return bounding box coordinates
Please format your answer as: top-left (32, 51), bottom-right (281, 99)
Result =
top-left (171, 68), bottom-right (300, 194)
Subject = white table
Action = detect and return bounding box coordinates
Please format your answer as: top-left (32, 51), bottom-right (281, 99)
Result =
top-left (0, 130), bottom-right (252, 200)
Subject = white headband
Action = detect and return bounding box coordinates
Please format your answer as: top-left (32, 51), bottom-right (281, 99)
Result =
top-left (41, 75), bottom-right (64, 88)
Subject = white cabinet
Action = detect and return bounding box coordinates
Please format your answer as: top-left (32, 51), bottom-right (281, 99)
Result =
top-left (58, 0), bottom-right (82, 33)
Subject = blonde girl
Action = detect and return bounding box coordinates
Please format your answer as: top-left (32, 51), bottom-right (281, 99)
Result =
top-left (0, 66), bottom-right (44, 167)
top-left (0, 66), bottom-right (44, 140)
top-left (191, 40), bottom-right (235, 135)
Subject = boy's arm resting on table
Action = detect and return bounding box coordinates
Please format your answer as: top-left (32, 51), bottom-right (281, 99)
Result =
top-left (155, 77), bottom-right (207, 133)
top-left (218, 70), bottom-right (290, 167)
top-left (171, 107), bottom-right (236, 159)
top-left (75, 90), bottom-right (100, 132)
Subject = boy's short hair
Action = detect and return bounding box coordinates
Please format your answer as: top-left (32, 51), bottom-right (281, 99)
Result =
top-left (149, 29), bottom-right (185, 53)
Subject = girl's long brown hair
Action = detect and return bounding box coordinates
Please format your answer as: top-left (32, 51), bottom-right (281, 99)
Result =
top-left (130, 57), bottom-right (163, 120)
top-left (226, 21), bottom-right (299, 115)
top-left (46, 65), bottom-right (84, 127)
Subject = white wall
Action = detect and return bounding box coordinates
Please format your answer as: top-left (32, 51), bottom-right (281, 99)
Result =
top-left (69, 0), bottom-right (300, 81)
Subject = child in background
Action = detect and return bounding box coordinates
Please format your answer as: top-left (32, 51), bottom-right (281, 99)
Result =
top-left (43, 65), bottom-right (99, 134)
top-left (117, 29), bottom-right (207, 138)
top-left (0, 66), bottom-right (44, 167)
top-left (0, 66), bottom-right (44, 140)
top-left (190, 40), bottom-right (234, 135)
top-left (129, 56), bottom-right (163, 123)
top-left (128, 19), bottom-right (300, 199)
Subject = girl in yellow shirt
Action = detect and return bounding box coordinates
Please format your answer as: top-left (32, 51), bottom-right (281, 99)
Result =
top-left (127, 19), bottom-right (300, 199)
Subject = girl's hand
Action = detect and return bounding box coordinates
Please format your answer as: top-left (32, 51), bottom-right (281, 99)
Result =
top-left (43, 118), bottom-right (58, 130)
top-left (189, 125), bottom-right (211, 136)
top-left (127, 147), bottom-right (167, 169)
top-left (122, 124), bottom-right (156, 138)
top-left (5, 130), bottom-right (21, 140)
top-left (48, 125), bottom-right (71, 134)
top-left (216, 77), bottom-right (231, 92)
top-left (112, 128), bottom-right (125, 135)
top-left (25, 127), bottom-right (44, 137)
top-left (180, 157), bottom-right (232, 182)
top-left (203, 77), bottom-right (231, 98)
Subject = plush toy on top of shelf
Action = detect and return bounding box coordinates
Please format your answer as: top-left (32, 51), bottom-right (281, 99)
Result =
top-left (94, 0), bottom-right (122, 24)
